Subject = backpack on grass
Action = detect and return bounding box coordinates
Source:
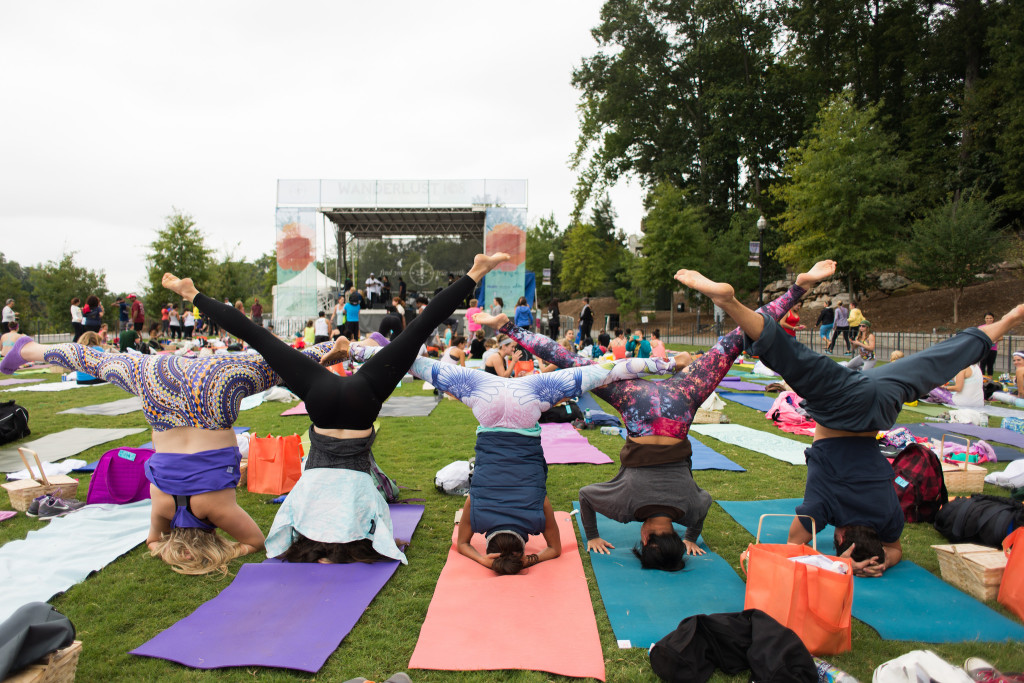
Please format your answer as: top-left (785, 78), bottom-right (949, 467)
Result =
top-left (934, 494), bottom-right (1024, 548)
top-left (0, 401), bottom-right (29, 446)
top-left (891, 443), bottom-right (947, 523)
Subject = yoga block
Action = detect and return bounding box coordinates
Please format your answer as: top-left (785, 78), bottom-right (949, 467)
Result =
top-left (1002, 417), bottom-right (1024, 435)
top-left (933, 544), bottom-right (1007, 601)
top-left (4, 640), bottom-right (82, 683)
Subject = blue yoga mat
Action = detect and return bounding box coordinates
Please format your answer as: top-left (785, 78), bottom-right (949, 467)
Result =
top-left (573, 502), bottom-right (746, 649)
top-left (614, 431), bottom-right (746, 472)
top-left (577, 392), bottom-right (620, 427)
top-left (899, 423), bottom-right (1024, 461)
top-left (718, 391), bottom-right (775, 413)
top-left (718, 499), bottom-right (1024, 643)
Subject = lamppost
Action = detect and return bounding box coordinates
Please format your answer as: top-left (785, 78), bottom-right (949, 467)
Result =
top-left (757, 215), bottom-right (767, 306)
top-left (548, 251), bottom-right (555, 297)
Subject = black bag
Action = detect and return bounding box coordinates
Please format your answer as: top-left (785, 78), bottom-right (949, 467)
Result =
top-left (0, 401), bottom-right (29, 445)
top-left (539, 400), bottom-right (584, 424)
top-left (0, 602), bottom-right (75, 680)
top-left (933, 494), bottom-right (1024, 547)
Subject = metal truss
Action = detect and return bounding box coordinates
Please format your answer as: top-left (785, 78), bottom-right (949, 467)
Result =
top-left (323, 207), bottom-right (487, 239)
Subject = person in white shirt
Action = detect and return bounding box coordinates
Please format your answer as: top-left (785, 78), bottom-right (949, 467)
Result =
top-left (70, 297), bottom-right (84, 341)
top-left (391, 297), bottom-right (406, 331)
top-left (314, 311), bottom-right (330, 344)
top-left (365, 274), bottom-right (383, 309)
top-left (1, 299), bottom-right (15, 334)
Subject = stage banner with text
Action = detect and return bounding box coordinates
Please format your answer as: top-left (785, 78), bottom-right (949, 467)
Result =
top-left (275, 207), bottom-right (318, 319)
top-left (482, 208), bottom-right (526, 310)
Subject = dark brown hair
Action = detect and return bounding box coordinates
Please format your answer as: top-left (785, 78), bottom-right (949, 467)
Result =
top-left (279, 534), bottom-right (401, 564)
top-left (486, 533), bottom-right (525, 575)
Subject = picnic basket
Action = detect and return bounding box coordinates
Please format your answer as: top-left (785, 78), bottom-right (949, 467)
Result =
top-left (1, 449), bottom-right (79, 512)
top-left (932, 543), bottom-right (1007, 601)
top-left (693, 408), bottom-right (725, 424)
top-left (937, 434), bottom-right (986, 493)
top-left (3, 641), bottom-right (82, 683)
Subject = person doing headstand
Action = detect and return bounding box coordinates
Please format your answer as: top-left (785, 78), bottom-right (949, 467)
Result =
top-left (483, 261), bottom-right (837, 571)
top-left (349, 338), bottom-right (689, 575)
top-left (164, 253), bottom-right (511, 566)
top-left (675, 265), bottom-right (1024, 577)
top-left (0, 319), bottom-right (341, 576)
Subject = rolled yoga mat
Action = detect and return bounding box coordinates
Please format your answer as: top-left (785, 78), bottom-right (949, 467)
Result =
top-left (0, 501), bottom-right (151, 623)
top-left (573, 502), bottom-right (746, 649)
top-left (58, 396), bottom-right (143, 416)
top-left (408, 512), bottom-right (605, 680)
top-left (717, 391), bottom-right (776, 413)
top-left (689, 423), bottom-right (807, 466)
top-left (899, 422), bottom-right (1024, 461)
top-left (540, 422), bottom-right (613, 464)
top-left (717, 498), bottom-right (1024, 643)
top-left (131, 504), bottom-right (425, 672)
top-left (0, 427), bottom-right (147, 473)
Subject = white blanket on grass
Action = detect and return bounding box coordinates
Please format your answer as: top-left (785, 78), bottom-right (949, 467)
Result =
top-left (0, 501), bottom-right (151, 622)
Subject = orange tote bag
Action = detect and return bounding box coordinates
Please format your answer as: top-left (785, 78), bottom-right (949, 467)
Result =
top-left (514, 360), bottom-right (536, 377)
top-left (740, 514), bottom-right (854, 655)
top-left (247, 433), bottom-right (304, 495)
top-left (999, 527), bottom-right (1024, 621)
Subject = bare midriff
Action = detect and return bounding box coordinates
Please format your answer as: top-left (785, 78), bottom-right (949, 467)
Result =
top-left (813, 424), bottom-right (876, 442)
top-left (152, 426), bottom-right (237, 453)
top-left (630, 435), bottom-right (683, 446)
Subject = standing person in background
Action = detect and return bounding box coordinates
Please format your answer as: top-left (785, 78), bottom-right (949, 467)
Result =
top-left (82, 295), bottom-right (104, 333)
top-left (70, 297), bottom-right (84, 341)
top-left (547, 297), bottom-right (560, 340)
top-left (117, 296), bottom-right (130, 332)
top-left (344, 294), bottom-right (361, 340)
top-left (827, 300), bottom-right (850, 354)
top-left (168, 304), bottom-right (181, 340)
top-left (182, 308), bottom-right (195, 340)
top-left (513, 296), bottom-right (533, 329)
top-left (847, 300), bottom-right (864, 344)
top-left (816, 300), bottom-right (834, 345)
top-left (465, 298), bottom-right (483, 339)
top-left (1, 299), bottom-right (14, 334)
top-left (365, 273), bottom-right (381, 309)
top-left (398, 277), bottom-right (407, 301)
top-left (579, 297), bottom-right (594, 344)
top-left (333, 296), bottom-right (347, 337)
top-left (130, 294), bottom-right (145, 332)
top-left (392, 297), bottom-right (406, 331)
top-left (161, 304), bottom-right (170, 337)
top-left (489, 297), bottom-right (504, 317)
top-left (981, 313), bottom-right (998, 376)
top-left (250, 297), bottom-right (263, 327)
top-left (381, 275), bottom-right (391, 303)
top-left (313, 311), bottom-right (330, 344)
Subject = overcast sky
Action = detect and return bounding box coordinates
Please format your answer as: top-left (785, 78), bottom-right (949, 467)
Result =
top-left (0, 1), bottom-right (645, 294)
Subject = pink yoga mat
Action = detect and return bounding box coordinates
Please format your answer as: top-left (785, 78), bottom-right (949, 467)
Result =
top-left (409, 514), bottom-right (605, 680)
top-left (280, 402), bottom-right (308, 416)
top-left (540, 422), bottom-right (613, 464)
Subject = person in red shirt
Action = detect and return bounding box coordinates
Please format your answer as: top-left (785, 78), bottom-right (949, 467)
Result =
top-left (129, 294), bottom-right (145, 332)
top-left (780, 301), bottom-right (805, 337)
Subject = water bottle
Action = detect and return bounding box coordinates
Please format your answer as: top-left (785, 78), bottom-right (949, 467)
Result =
top-left (814, 658), bottom-right (860, 682)
top-left (599, 426), bottom-right (620, 436)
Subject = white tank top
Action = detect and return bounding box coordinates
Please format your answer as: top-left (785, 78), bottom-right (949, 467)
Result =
top-left (441, 347), bottom-right (460, 365)
top-left (951, 364), bottom-right (985, 409)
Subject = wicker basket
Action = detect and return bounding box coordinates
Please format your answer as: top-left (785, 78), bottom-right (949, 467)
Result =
top-left (932, 544), bottom-right (1007, 601)
top-left (4, 641), bottom-right (82, 683)
top-left (1, 450), bottom-right (79, 512)
top-left (236, 459), bottom-right (248, 488)
top-left (693, 408), bottom-right (724, 424)
top-left (937, 434), bottom-right (986, 493)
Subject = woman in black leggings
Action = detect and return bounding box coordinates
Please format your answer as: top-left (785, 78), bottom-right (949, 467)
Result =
top-left (162, 252), bottom-right (509, 564)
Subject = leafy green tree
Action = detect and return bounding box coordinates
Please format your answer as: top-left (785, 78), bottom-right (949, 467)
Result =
top-left (905, 194), bottom-right (1003, 323)
top-left (525, 214), bottom-right (564, 301)
top-left (144, 209), bottom-right (214, 321)
top-left (0, 253), bottom-right (35, 319)
top-left (772, 91), bottom-right (906, 294)
top-left (980, 0), bottom-right (1024, 216)
top-left (560, 223), bottom-right (606, 296)
top-left (28, 252), bottom-right (108, 325)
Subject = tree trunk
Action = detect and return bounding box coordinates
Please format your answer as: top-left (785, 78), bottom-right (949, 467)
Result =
top-left (953, 288), bottom-right (961, 325)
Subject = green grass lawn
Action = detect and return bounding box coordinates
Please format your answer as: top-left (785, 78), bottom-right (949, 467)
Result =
top-left (2, 357), bottom-right (1023, 682)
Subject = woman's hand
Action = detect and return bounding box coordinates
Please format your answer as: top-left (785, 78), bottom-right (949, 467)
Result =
top-left (683, 539), bottom-right (707, 556)
top-left (587, 538), bottom-right (615, 554)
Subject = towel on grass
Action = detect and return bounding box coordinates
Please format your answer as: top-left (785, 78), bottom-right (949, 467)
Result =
top-left (0, 428), bottom-right (147, 473)
top-left (689, 424), bottom-right (807, 466)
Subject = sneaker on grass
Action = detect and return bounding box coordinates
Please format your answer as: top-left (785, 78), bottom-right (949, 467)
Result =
top-left (25, 494), bottom-right (48, 517)
top-left (37, 496), bottom-right (87, 520)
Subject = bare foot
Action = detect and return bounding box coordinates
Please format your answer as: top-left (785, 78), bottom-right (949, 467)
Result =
top-left (319, 336), bottom-right (350, 366)
top-left (673, 269), bottom-right (736, 307)
top-left (162, 273), bottom-right (200, 301)
top-left (468, 252), bottom-right (511, 281)
top-left (795, 260), bottom-right (837, 288)
top-left (673, 351), bottom-right (693, 372)
top-left (473, 311), bottom-right (508, 329)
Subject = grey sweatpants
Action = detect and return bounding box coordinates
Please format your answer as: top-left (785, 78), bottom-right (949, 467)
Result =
top-left (750, 315), bottom-right (991, 432)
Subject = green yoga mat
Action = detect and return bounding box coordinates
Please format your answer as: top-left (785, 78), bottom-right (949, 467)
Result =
top-left (573, 502), bottom-right (746, 649)
top-left (718, 499), bottom-right (1024, 643)
top-left (899, 403), bottom-right (949, 417)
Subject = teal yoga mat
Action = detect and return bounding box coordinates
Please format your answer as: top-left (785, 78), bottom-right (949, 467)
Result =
top-left (573, 502), bottom-right (746, 649)
top-left (718, 498), bottom-right (1024, 643)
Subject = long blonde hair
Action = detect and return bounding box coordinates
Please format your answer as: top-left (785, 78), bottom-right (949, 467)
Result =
top-left (149, 528), bottom-right (242, 577)
top-left (77, 331), bottom-right (103, 346)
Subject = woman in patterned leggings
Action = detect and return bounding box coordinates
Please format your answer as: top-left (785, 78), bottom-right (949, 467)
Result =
top-left (350, 339), bottom-right (687, 575)
top-left (475, 260), bottom-right (838, 571)
top-left (0, 323), bottom-right (338, 576)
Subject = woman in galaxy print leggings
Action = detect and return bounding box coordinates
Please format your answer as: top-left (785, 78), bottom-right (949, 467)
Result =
top-left (475, 260), bottom-right (838, 571)
top-left (0, 321), bottom-right (338, 576)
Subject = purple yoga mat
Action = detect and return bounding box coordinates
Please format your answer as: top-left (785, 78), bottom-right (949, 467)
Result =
top-left (131, 504), bottom-right (424, 672)
top-left (719, 377), bottom-right (773, 392)
top-left (0, 378), bottom-right (42, 386)
top-left (540, 423), bottom-right (613, 464)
